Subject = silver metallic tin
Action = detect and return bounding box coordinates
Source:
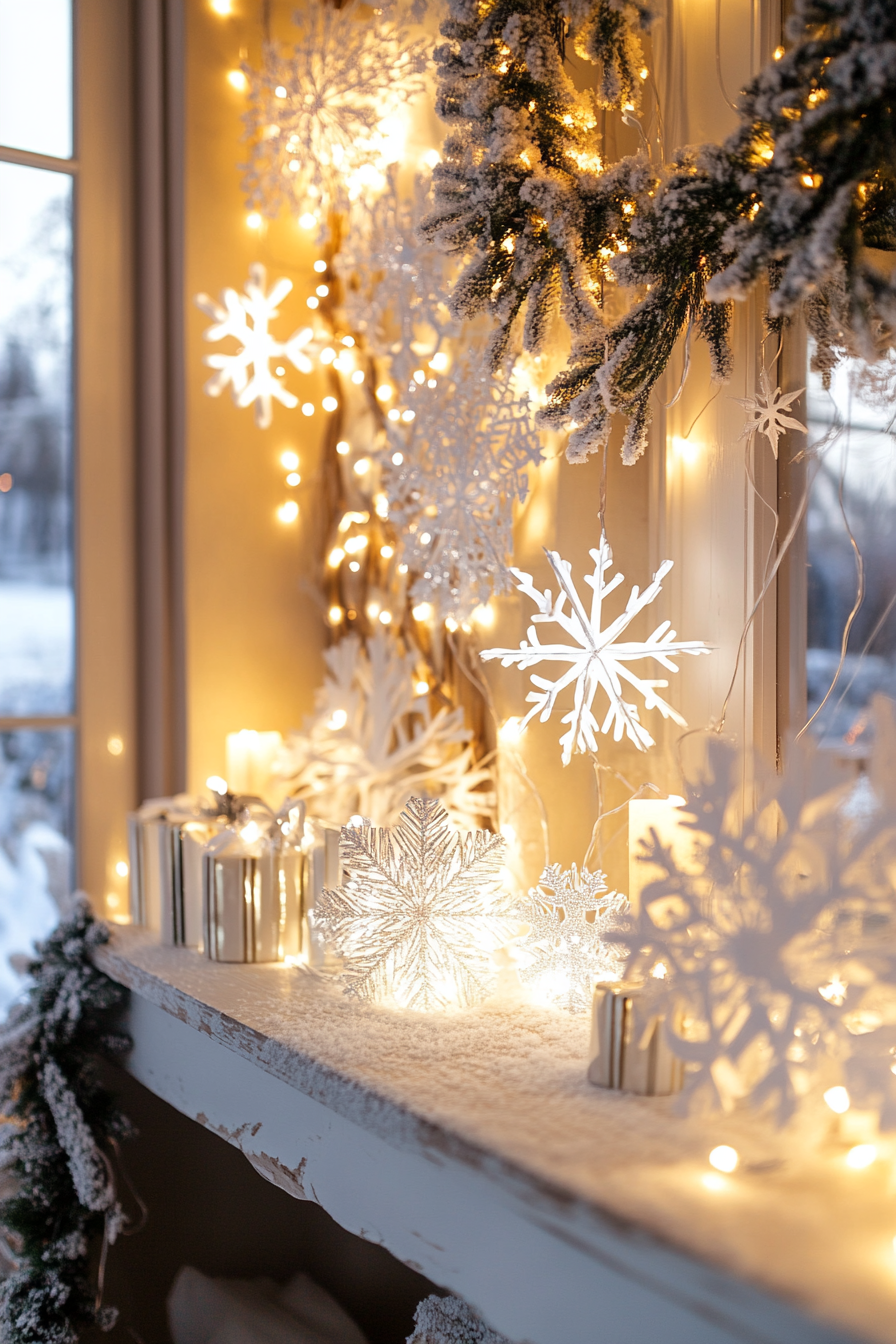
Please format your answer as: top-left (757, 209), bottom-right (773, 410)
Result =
top-left (588, 984), bottom-right (684, 1096)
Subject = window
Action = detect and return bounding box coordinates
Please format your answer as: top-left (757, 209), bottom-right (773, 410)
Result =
top-left (0, 0), bottom-right (76, 996)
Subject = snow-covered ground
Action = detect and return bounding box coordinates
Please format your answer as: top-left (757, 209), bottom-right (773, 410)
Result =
top-left (0, 581), bottom-right (73, 715)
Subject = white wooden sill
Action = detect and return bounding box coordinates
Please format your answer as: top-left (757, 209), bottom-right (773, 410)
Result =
top-left (96, 927), bottom-right (888, 1344)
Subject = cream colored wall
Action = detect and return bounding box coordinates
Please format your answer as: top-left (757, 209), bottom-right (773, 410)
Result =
top-left (184, 0), bottom-right (327, 795)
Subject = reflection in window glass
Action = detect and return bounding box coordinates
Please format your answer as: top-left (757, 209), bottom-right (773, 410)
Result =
top-left (0, 729), bottom-right (72, 1011)
top-left (0, 0), bottom-right (72, 159)
top-left (0, 160), bottom-right (73, 716)
top-left (806, 355), bottom-right (896, 756)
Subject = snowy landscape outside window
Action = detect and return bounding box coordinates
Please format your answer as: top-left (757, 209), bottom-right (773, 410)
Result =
top-left (0, 0), bottom-right (76, 1011)
top-left (806, 350), bottom-right (896, 759)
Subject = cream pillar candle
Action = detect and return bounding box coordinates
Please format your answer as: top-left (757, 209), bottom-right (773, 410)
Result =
top-left (225, 729), bottom-right (283, 803)
top-left (627, 796), bottom-right (702, 915)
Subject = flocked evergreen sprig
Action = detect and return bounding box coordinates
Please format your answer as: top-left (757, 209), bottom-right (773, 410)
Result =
top-left (422, 0), bottom-right (657, 370)
top-left (542, 0), bottom-right (896, 461)
top-left (0, 897), bottom-right (132, 1344)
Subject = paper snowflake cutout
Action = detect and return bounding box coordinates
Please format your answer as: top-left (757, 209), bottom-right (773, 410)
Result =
top-left (336, 170), bottom-right (457, 390)
top-left (315, 797), bottom-right (512, 1010)
top-left (734, 368), bottom-right (806, 459)
top-left (481, 536), bottom-right (711, 765)
top-left (241, 5), bottom-right (428, 225)
top-left (386, 365), bottom-right (543, 619)
top-left (195, 264), bottom-right (315, 428)
top-left (620, 715), bottom-right (896, 1127)
top-left (515, 864), bottom-right (628, 1014)
top-left (274, 631), bottom-right (495, 831)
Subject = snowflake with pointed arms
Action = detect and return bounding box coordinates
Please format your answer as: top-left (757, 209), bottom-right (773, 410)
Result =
top-left (274, 632), bottom-right (495, 830)
top-left (241, 4), bottom-right (428, 225)
top-left (316, 797), bottom-right (512, 1010)
top-left (387, 365), bottom-right (543, 619)
top-left (481, 536), bottom-right (711, 764)
top-left (195, 264), bottom-right (315, 428)
top-left (734, 367), bottom-right (806, 459)
top-left (516, 863), bottom-right (628, 1014)
top-left (620, 717), bottom-right (896, 1127)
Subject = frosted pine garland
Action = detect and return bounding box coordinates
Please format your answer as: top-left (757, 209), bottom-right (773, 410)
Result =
top-left (0, 898), bottom-right (132, 1343)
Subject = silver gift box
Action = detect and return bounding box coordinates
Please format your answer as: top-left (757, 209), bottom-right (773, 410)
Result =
top-left (588, 984), bottom-right (684, 1096)
top-left (203, 829), bottom-right (282, 963)
top-left (159, 815), bottom-right (223, 948)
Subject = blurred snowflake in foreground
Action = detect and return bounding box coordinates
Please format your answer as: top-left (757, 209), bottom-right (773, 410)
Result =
top-left (515, 863), bottom-right (628, 1013)
top-left (386, 364), bottom-right (543, 619)
top-left (195, 264), bottom-right (314, 428)
top-left (316, 797), bottom-right (513, 1010)
top-left (481, 536), bottom-right (710, 764)
top-left (620, 706), bottom-right (896, 1127)
top-left (734, 367), bottom-right (806, 458)
top-left (241, 3), bottom-right (428, 226)
top-left (274, 632), bottom-right (494, 831)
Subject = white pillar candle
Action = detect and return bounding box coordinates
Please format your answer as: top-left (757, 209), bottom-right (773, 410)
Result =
top-left (627, 796), bottom-right (702, 915)
top-left (225, 729), bottom-right (283, 803)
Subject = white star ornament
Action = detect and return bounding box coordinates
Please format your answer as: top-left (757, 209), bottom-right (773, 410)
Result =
top-left (734, 368), bottom-right (806, 459)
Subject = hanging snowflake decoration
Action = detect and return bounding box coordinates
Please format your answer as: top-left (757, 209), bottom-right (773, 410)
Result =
top-left (274, 631), bottom-right (495, 831)
top-left (315, 797), bottom-right (513, 1010)
top-left (734, 368), bottom-right (806, 459)
top-left (515, 863), bottom-right (628, 1014)
top-left (335, 169), bottom-right (457, 391)
top-left (620, 716), bottom-right (896, 1127)
top-left (386, 364), bottom-right (544, 620)
top-left (241, 4), bottom-right (429, 227)
top-left (195, 264), bottom-right (315, 428)
top-left (481, 537), bottom-right (711, 764)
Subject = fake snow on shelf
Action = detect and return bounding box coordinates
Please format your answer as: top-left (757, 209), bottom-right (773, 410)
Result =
top-left (515, 863), bottom-right (628, 1015)
top-left (274, 631), bottom-right (494, 830)
top-left (481, 535), bottom-right (710, 764)
top-left (315, 798), bottom-right (514, 1011)
top-left (408, 1294), bottom-right (510, 1344)
top-left (386, 362), bottom-right (543, 620)
top-left (620, 699), bottom-right (896, 1128)
top-left (734, 367), bottom-right (806, 459)
top-left (195, 264), bottom-right (315, 429)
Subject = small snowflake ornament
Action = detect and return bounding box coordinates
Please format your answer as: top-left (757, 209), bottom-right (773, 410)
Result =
top-left (516, 863), bottom-right (628, 1014)
top-left (734, 368), bottom-right (806, 458)
top-left (481, 536), bottom-right (710, 764)
top-left (316, 797), bottom-right (513, 1010)
top-left (195, 263), bottom-right (315, 428)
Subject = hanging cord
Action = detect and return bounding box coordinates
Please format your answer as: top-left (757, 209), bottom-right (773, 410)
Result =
top-left (583, 759), bottom-right (663, 872)
top-left (715, 0), bottom-right (739, 113)
top-left (828, 590), bottom-right (896, 726)
top-left (797, 426), bottom-right (866, 740)
top-left (663, 320), bottom-right (693, 409)
top-left (94, 1137), bottom-right (150, 1323)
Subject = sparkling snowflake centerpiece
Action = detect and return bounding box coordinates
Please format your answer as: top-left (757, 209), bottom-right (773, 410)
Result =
top-left (195, 263), bottom-right (315, 428)
top-left (515, 864), bottom-right (628, 1014)
top-left (734, 367), bottom-right (806, 459)
top-left (481, 536), bottom-right (711, 764)
top-left (315, 798), bottom-right (514, 1011)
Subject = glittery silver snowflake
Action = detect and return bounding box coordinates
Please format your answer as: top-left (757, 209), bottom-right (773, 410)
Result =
top-left (195, 264), bottom-right (315, 428)
top-left (620, 713), bottom-right (896, 1127)
top-left (515, 863), bottom-right (628, 1014)
top-left (274, 631), bottom-right (494, 831)
top-left (241, 4), bottom-right (429, 226)
top-left (386, 365), bottom-right (544, 619)
top-left (734, 367), bottom-right (806, 459)
top-left (481, 536), bottom-right (711, 765)
top-left (315, 797), bottom-right (513, 1010)
top-left (336, 169), bottom-right (457, 390)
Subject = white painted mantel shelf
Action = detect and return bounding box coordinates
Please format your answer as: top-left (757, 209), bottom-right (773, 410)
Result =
top-left (96, 928), bottom-right (894, 1344)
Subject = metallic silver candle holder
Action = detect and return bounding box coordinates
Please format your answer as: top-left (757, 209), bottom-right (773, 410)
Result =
top-left (588, 983), bottom-right (684, 1097)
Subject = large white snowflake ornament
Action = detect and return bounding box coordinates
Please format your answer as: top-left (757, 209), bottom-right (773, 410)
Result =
top-left (241, 5), bottom-right (428, 225)
top-left (195, 264), bottom-right (315, 428)
top-left (620, 714), bottom-right (896, 1128)
top-left (481, 537), bottom-right (711, 764)
top-left (274, 632), bottom-right (495, 831)
top-left (315, 797), bottom-right (513, 1010)
top-left (734, 367), bottom-right (806, 459)
top-left (386, 365), bottom-right (544, 619)
top-left (515, 863), bottom-right (628, 1014)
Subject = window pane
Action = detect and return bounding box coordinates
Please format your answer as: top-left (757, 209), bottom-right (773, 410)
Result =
top-left (0, 161), bottom-right (74, 716)
top-left (0, 0), bottom-right (72, 159)
top-left (0, 727), bottom-right (73, 1013)
top-left (806, 356), bottom-right (896, 755)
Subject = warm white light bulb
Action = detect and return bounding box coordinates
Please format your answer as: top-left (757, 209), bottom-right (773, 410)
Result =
top-left (380, 544), bottom-right (394, 559)
top-left (277, 500), bottom-right (299, 523)
top-left (376, 384), bottom-right (393, 402)
top-left (391, 451), bottom-right (404, 465)
top-left (328, 547), bottom-right (345, 568)
top-left (206, 775), bottom-right (228, 794)
top-left (353, 457), bottom-right (371, 476)
top-left (414, 680), bottom-right (429, 696)
top-left (498, 717), bottom-right (524, 745)
top-left (328, 605), bottom-right (344, 625)
top-left (429, 352), bottom-right (449, 372)
top-left (301, 403), bottom-right (315, 417)
top-left (227, 69), bottom-right (247, 91)
top-left (299, 212), bottom-right (317, 230)
top-left (115, 860), bottom-right (129, 878)
top-left (378, 610), bottom-right (393, 625)
top-left (322, 396), bottom-right (338, 412)
top-left (824, 1086), bottom-right (851, 1115)
top-left (280, 450), bottom-right (299, 470)
top-left (708, 1146), bottom-right (738, 1174)
top-left (327, 709), bottom-right (348, 731)
top-left (313, 259), bottom-right (327, 273)
top-left (246, 211), bottom-right (262, 230)
top-left (351, 369), bottom-right (365, 384)
top-left (336, 440), bottom-right (350, 455)
top-left (412, 602), bottom-right (433, 622)
top-left (846, 1144), bottom-right (877, 1170)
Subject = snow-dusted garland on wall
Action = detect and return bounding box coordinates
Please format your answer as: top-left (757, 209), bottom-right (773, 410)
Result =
top-left (0, 900), bottom-right (132, 1344)
top-left (427, 0), bottom-right (896, 465)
